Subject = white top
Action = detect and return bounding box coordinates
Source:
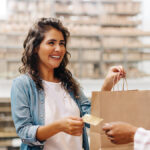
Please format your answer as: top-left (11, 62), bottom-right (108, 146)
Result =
top-left (43, 80), bottom-right (82, 150)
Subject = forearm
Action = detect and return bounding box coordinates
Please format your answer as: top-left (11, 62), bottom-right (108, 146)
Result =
top-left (101, 78), bottom-right (113, 91)
top-left (36, 120), bottom-right (63, 141)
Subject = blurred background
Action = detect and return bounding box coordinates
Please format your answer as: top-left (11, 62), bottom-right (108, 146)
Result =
top-left (0, 0), bottom-right (150, 149)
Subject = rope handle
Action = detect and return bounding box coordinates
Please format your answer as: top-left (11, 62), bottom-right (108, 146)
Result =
top-left (112, 73), bottom-right (128, 91)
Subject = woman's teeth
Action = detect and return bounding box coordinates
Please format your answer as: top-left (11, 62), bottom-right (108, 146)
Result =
top-left (51, 56), bottom-right (60, 59)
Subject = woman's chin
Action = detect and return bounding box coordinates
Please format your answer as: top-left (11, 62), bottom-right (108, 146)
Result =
top-left (48, 64), bottom-right (61, 70)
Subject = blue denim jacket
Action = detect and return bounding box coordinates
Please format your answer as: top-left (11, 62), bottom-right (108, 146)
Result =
top-left (11, 74), bottom-right (91, 150)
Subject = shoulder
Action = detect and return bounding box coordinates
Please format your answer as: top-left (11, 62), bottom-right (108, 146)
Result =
top-left (14, 74), bottom-right (29, 81)
top-left (12, 74), bottom-right (36, 89)
top-left (13, 74), bottom-right (30, 84)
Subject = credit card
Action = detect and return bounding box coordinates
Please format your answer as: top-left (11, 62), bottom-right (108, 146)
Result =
top-left (82, 114), bottom-right (103, 126)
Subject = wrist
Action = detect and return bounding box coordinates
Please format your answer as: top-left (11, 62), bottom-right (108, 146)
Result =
top-left (130, 126), bottom-right (138, 142)
top-left (54, 120), bottom-right (64, 133)
top-left (101, 85), bottom-right (112, 91)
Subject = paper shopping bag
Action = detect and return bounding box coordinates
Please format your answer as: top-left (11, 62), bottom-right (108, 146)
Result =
top-left (90, 90), bottom-right (150, 150)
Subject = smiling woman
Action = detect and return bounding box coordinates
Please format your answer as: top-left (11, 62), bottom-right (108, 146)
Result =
top-left (19, 18), bottom-right (77, 95)
top-left (10, 17), bottom-right (125, 150)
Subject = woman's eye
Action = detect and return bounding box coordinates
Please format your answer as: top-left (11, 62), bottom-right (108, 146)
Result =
top-left (60, 43), bottom-right (65, 46)
top-left (48, 42), bottom-right (54, 45)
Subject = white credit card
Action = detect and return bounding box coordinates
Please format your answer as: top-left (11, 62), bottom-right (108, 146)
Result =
top-left (82, 114), bottom-right (103, 126)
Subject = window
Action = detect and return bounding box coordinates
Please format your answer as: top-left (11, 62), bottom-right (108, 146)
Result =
top-left (0, 0), bottom-right (7, 20)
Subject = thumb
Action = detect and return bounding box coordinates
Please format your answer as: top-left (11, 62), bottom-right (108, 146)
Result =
top-left (102, 123), bottom-right (112, 131)
top-left (69, 116), bottom-right (82, 121)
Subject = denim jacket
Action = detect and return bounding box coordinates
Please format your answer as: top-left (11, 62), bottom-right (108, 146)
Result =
top-left (11, 74), bottom-right (91, 150)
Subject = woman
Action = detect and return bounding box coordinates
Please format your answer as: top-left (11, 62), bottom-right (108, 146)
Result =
top-left (11, 17), bottom-right (125, 150)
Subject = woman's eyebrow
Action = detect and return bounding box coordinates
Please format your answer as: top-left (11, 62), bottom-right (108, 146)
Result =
top-left (60, 40), bottom-right (65, 43)
top-left (47, 39), bottom-right (65, 42)
top-left (47, 39), bottom-right (57, 42)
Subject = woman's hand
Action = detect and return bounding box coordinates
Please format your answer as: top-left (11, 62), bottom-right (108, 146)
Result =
top-left (36, 116), bottom-right (84, 141)
top-left (60, 116), bottom-right (84, 136)
top-left (101, 66), bottom-right (126, 91)
top-left (102, 122), bottom-right (137, 144)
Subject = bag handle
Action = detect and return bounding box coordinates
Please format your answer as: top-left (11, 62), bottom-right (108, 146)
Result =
top-left (122, 77), bottom-right (128, 91)
top-left (112, 74), bottom-right (128, 91)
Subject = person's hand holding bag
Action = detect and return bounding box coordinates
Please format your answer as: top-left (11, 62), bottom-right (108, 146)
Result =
top-left (101, 66), bottom-right (126, 91)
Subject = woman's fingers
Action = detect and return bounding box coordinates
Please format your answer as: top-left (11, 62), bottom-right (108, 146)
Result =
top-left (69, 119), bottom-right (84, 127)
top-left (68, 126), bottom-right (83, 136)
top-left (69, 116), bottom-right (82, 120)
top-left (71, 128), bottom-right (83, 135)
top-left (101, 65), bottom-right (126, 91)
top-left (118, 66), bottom-right (126, 78)
top-left (111, 66), bottom-right (126, 79)
top-left (61, 116), bottom-right (84, 136)
top-left (111, 66), bottom-right (121, 73)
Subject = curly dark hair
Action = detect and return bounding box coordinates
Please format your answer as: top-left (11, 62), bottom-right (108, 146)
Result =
top-left (19, 17), bottom-right (80, 98)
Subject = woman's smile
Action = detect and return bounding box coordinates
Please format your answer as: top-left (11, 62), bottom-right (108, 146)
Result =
top-left (50, 55), bottom-right (61, 59)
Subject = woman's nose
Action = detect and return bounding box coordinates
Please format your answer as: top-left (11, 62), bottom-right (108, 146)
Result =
top-left (55, 44), bottom-right (61, 51)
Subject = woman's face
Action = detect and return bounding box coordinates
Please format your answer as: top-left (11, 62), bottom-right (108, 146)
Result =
top-left (37, 28), bottom-right (66, 72)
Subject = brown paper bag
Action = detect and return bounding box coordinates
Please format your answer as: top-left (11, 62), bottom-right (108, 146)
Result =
top-left (90, 90), bottom-right (150, 150)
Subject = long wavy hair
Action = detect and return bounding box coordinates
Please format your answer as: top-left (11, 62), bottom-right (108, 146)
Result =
top-left (19, 17), bottom-right (80, 98)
